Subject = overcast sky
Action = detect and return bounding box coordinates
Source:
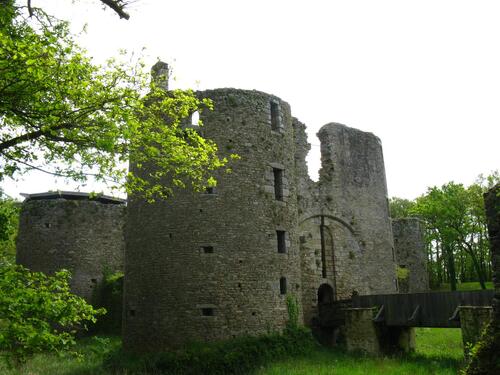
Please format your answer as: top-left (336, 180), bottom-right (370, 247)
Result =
top-left (3, 0), bottom-right (499, 200)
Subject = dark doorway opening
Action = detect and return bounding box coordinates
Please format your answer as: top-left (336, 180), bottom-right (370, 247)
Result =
top-left (318, 283), bottom-right (335, 305)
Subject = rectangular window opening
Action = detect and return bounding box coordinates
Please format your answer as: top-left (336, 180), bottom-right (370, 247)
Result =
top-left (202, 246), bottom-right (214, 254)
top-left (270, 101), bottom-right (280, 131)
top-left (273, 168), bottom-right (284, 201)
top-left (277, 230), bottom-right (286, 253)
top-left (280, 277), bottom-right (287, 295)
top-left (201, 308), bottom-right (214, 316)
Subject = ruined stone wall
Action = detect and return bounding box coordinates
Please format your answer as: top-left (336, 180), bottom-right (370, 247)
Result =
top-left (298, 123), bottom-right (397, 325)
top-left (392, 218), bottom-right (429, 293)
top-left (123, 89), bottom-right (302, 352)
top-left (16, 197), bottom-right (125, 303)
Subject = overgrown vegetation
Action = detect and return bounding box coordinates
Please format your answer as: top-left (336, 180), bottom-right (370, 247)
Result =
top-left (91, 271), bottom-right (124, 334)
top-left (464, 320), bottom-right (500, 375)
top-left (286, 294), bottom-right (300, 331)
top-left (390, 171), bottom-right (499, 290)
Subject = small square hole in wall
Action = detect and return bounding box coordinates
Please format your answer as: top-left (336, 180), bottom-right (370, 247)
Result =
top-left (202, 246), bottom-right (214, 254)
top-left (91, 278), bottom-right (97, 284)
top-left (129, 310), bottom-right (136, 317)
top-left (205, 186), bottom-right (217, 194)
top-left (201, 308), bottom-right (214, 316)
top-left (45, 223), bottom-right (51, 228)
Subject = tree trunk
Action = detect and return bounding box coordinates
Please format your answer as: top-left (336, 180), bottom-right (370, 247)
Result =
top-left (468, 246), bottom-right (487, 289)
top-left (444, 243), bottom-right (457, 291)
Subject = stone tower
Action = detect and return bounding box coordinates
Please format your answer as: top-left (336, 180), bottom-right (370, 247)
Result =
top-left (16, 192), bottom-right (125, 303)
top-left (392, 218), bottom-right (429, 293)
top-left (123, 89), bottom-right (303, 352)
top-left (298, 123), bottom-right (397, 325)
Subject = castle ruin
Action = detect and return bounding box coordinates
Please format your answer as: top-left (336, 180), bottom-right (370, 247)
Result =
top-left (15, 65), bottom-right (432, 352)
top-left (123, 87), bottom-right (398, 352)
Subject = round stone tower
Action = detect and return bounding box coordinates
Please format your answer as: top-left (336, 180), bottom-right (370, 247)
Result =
top-left (123, 89), bottom-right (302, 352)
top-left (392, 218), bottom-right (429, 293)
top-left (16, 191), bottom-right (125, 303)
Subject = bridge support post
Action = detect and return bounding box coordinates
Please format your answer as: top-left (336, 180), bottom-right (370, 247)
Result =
top-left (459, 306), bottom-right (493, 356)
top-left (344, 308), bottom-right (381, 354)
top-left (344, 308), bottom-right (416, 355)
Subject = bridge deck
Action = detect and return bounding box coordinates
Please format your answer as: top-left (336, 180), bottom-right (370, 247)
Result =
top-left (349, 290), bottom-right (494, 327)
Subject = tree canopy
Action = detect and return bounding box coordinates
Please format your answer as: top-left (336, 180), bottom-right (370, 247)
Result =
top-left (0, 1), bottom-right (230, 201)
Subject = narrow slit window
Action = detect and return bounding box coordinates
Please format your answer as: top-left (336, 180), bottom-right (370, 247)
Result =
top-left (201, 308), bottom-right (214, 316)
top-left (273, 168), bottom-right (284, 201)
top-left (279, 277), bottom-right (287, 295)
top-left (270, 101), bottom-right (280, 131)
top-left (277, 230), bottom-right (286, 253)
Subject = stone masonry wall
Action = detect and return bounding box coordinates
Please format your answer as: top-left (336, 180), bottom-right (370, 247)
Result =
top-left (123, 89), bottom-right (303, 352)
top-left (16, 198), bottom-right (125, 303)
top-left (392, 218), bottom-right (429, 293)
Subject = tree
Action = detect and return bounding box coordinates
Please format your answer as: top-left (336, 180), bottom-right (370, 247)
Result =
top-left (0, 191), bottom-right (20, 259)
top-left (22, 0), bottom-right (132, 20)
top-left (1, 1), bottom-right (230, 201)
top-left (0, 260), bottom-right (105, 366)
top-left (389, 197), bottom-right (416, 219)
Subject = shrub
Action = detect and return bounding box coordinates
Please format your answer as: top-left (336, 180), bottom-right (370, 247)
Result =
top-left (91, 271), bottom-right (124, 335)
top-left (105, 327), bottom-right (317, 375)
top-left (0, 259), bottom-right (105, 366)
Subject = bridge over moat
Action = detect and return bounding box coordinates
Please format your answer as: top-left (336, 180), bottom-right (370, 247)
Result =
top-left (317, 290), bottom-right (494, 355)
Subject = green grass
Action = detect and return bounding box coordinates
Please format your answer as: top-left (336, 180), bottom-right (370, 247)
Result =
top-left (0, 329), bottom-right (465, 375)
top-left (435, 281), bottom-right (493, 291)
top-left (255, 328), bottom-right (464, 375)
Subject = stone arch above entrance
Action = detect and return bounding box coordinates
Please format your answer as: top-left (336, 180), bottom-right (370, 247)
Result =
top-left (299, 214), bottom-right (356, 236)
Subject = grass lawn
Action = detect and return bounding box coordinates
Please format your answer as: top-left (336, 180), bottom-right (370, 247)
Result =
top-left (0, 328), bottom-right (465, 375)
top-left (435, 281), bottom-right (493, 291)
top-left (256, 328), bottom-right (464, 375)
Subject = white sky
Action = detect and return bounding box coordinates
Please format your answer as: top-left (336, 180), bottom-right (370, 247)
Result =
top-left (3, 0), bottom-right (499, 200)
